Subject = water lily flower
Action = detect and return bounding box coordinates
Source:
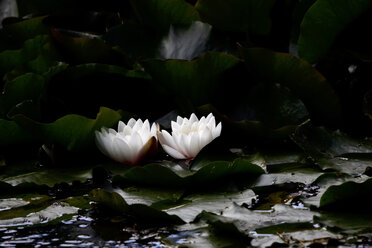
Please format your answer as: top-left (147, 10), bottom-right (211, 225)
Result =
top-left (158, 113), bottom-right (221, 160)
top-left (95, 119), bottom-right (159, 165)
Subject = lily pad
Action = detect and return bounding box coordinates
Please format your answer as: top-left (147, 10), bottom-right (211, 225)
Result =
top-left (197, 203), bottom-right (318, 235)
top-left (314, 212), bottom-right (372, 235)
top-left (142, 52), bottom-right (240, 106)
top-left (319, 177), bottom-right (372, 211)
top-left (0, 35), bottom-right (55, 77)
top-left (12, 106), bottom-right (122, 151)
top-left (298, 0), bottom-right (372, 63)
top-left (91, 189), bottom-right (185, 225)
top-left (239, 47), bottom-right (341, 124)
top-left (129, 0), bottom-right (200, 29)
top-left (0, 202), bottom-right (78, 227)
top-left (115, 158), bottom-right (264, 188)
top-left (302, 173), bottom-right (370, 208)
top-left (0, 118), bottom-right (35, 145)
top-left (198, 104), bottom-right (299, 140)
top-left (1, 16), bottom-right (49, 46)
top-left (195, 0), bottom-right (276, 35)
top-left (165, 188), bottom-right (256, 223)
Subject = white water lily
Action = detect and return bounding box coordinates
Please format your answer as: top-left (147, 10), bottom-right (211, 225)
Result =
top-left (95, 119), bottom-right (159, 165)
top-left (158, 113), bottom-right (221, 160)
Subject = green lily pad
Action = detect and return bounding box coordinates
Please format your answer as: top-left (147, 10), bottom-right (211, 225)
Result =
top-left (115, 158), bottom-right (264, 188)
top-left (319, 178), bottom-right (372, 211)
top-left (12, 106), bottom-right (122, 151)
top-left (91, 189), bottom-right (185, 225)
top-left (291, 124), bottom-right (372, 159)
top-left (1, 16), bottom-right (49, 46)
top-left (50, 28), bottom-right (119, 64)
top-left (2, 166), bottom-right (92, 187)
top-left (303, 173), bottom-right (370, 208)
top-left (115, 187), bottom-right (184, 206)
top-left (165, 188), bottom-right (256, 223)
top-left (198, 104), bottom-right (299, 140)
top-left (239, 47), bottom-right (341, 124)
top-left (0, 118), bottom-right (35, 145)
top-left (0, 202), bottom-right (78, 227)
top-left (1, 73), bottom-right (45, 115)
top-left (129, 0), bottom-right (200, 29)
top-left (195, 0), bottom-right (276, 35)
top-left (0, 35), bottom-right (55, 77)
top-left (142, 52), bottom-right (240, 106)
top-left (314, 212), bottom-right (372, 235)
top-left (298, 0), bottom-right (372, 63)
top-left (197, 203), bottom-right (318, 235)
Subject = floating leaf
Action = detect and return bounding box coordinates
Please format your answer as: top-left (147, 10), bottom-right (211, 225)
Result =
top-left (195, 0), bottom-right (275, 35)
top-left (91, 189), bottom-right (184, 225)
top-left (10, 106), bottom-right (122, 151)
top-left (50, 28), bottom-right (118, 64)
top-left (1, 16), bottom-right (49, 46)
top-left (198, 104), bottom-right (298, 140)
top-left (129, 0), bottom-right (200, 29)
top-left (165, 189), bottom-right (256, 223)
top-left (319, 178), bottom-right (372, 211)
top-left (115, 158), bottom-right (264, 188)
top-left (303, 173), bottom-right (370, 208)
top-left (0, 118), bottom-right (35, 145)
top-left (314, 212), bottom-right (372, 235)
top-left (239, 47), bottom-right (341, 124)
top-left (298, 0), bottom-right (372, 63)
top-left (198, 204), bottom-right (318, 235)
top-left (142, 52), bottom-right (240, 106)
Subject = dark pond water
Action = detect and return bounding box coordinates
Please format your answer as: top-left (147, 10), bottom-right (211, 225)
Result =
top-left (0, 213), bottom-right (175, 247)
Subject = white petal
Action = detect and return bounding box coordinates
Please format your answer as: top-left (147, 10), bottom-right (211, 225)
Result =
top-left (132, 119), bottom-right (143, 131)
top-left (142, 120), bottom-right (150, 132)
top-left (212, 122), bottom-right (222, 139)
top-left (189, 132), bottom-right (201, 158)
top-left (113, 138), bottom-right (133, 163)
top-left (189, 113), bottom-right (198, 123)
top-left (123, 125), bottom-right (132, 135)
top-left (95, 131), bottom-right (109, 156)
top-left (171, 121), bottom-right (181, 132)
top-left (150, 123), bottom-right (159, 137)
top-left (108, 128), bottom-right (117, 135)
top-left (127, 118), bottom-right (137, 127)
top-left (191, 122), bottom-right (199, 132)
top-left (199, 126), bottom-right (213, 148)
top-left (158, 130), bottom-right (178, 149)
top-left (174, 133), bottom-right (188, 156)
top-left (129, 132), bottom-right (143, 156)
top-left (161, 144), bottom-right (187, 159)
top-left (118, 121), bottom-right (125, 133)
top-left (177, 116), bottom-right (184, 125)
top-left (205, 113), bottom-right (213, 122)
top-left (182, 134), bottom-right (192, 158)
top-left (207, 116), bottom-right (216, 130)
